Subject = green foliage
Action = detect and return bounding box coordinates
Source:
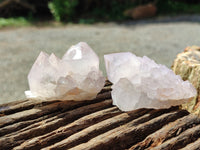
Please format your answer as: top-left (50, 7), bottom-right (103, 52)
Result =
top-left (1, 0), bottom-right (200, 27)
top-left (47, 0), bottom-right (200, 23)
top-left (157, 0), bottom-right (200, 14)
top-left (0, 17), bottom-right (30, 28)
top-left (48, 0), bottom-right (135, 22)
top-left (79, 18), bottom-right (95, 24)
top-left (48, 0), bottom-right (78, 21)
top-left (47, 0), bottom-right (200, 22)
top-left (90, 1), bottom-right (134, 21)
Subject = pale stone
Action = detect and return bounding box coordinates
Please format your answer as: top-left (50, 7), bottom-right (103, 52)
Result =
top-left (104, 52), bottom-right (197, 111)
top-left (25, 42), bottom-right (105, 101)
top-left (172, 46), bottom-right (200, 115)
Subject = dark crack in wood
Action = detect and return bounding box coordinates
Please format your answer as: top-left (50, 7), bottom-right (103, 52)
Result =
top-left (0, 99), bottom-right (112, 149)
top-left (180, 138), bottom-right (200, 150)
top-left (14, 107), bottom-right (121, 150)
top-left (69, 109), bottom-right (188, 150)
top-left (151, 123), bottom-right (200, 150)
top-left (129, 114), bottom-right (200, 150)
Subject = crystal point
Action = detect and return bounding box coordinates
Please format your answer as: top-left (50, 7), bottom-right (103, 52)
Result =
top-left (104, 52), bottom-right (197, 111)
top-left (26, 42), bottom-right (105, 101)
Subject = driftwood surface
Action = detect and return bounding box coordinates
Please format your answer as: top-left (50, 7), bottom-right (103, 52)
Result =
top-left (1, 81), bottom-right (200, 150)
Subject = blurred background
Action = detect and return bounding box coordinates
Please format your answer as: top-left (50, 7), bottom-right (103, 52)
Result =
top-left (0, 0), bottom-right (200, 104)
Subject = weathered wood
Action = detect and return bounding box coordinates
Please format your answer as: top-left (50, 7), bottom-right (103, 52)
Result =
top-left (0, 85), bottom-right (111, 116)
top-left (0, 100), bottom-right (85, 128)
top-left (0, 99), bottom-right (112, 149)
top-left (99, 85), bottom-right (112, 94)
top-left (0, 109), bottom-right (61, 137)
top-left (180, 138), bottom-right (200, 150)
top-left (0, 99), bottom-right (59, 116)
top-left (42, 109), bottom-right (152, 150)
top-left (14, 107), bottom-right (121, 150)
top-left (104, 79), bottom-right (112, 86)
top-left (0, 99), bottom-right (28, 107)
top-left (47, 107), bottom-right (185, 150)
top-left (0, 82), bottom-right (200, 150)
top-left (0, 90), bottom-right (111, 129)
top-left (150, 124), bottom-right (200, 150)
top-left (129, 114), bottom-right (200, 149)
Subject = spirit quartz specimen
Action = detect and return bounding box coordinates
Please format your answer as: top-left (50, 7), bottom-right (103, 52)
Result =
top-left (104, 52), bottom-right (197, 111)
top-left (25, 42), bottom-right (105, 101)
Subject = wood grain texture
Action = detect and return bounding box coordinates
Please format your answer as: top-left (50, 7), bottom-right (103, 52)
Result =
top-left (0, 82), bottom-right (200, 150)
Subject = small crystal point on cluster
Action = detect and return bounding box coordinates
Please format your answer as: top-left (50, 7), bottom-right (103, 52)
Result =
top-left (104, 52), bottom-right (197, 111)
top-left (25, 42), bottom-right (105, 101)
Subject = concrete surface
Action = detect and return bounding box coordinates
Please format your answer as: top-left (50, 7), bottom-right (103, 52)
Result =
top-left (1, 15), bottom-right (200, 104)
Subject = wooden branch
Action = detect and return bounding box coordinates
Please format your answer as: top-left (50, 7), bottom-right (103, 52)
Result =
top-left (1, 82), bottom-right (199, 149)
top-left (150, 124), bottom-right (200, 150)
top-left (42, 109), bottom-right (150, 150)
top-left (0, 109), bottom-right (61, 137)
top-left (0, 89), bottom-right (111, 129)
top-left (14, 107), bottom-right (121, 150)
top-left (0, 84), bottom-right (111, 116)
top-left (180, 138), bottom-right (200, 150)
top-left (0, 99), bottom-right (28, 108)
top-left (0, 99), bottom-right (59, 116)
top-left (0, 99), bottom-right (112, 149)
top-left (43, 107), bottom-right (184, 150)
top-left (129, 114), bottom-right (200, 149)
top-left (67, 110), bottom-right (188, 150)
top-left (0, 100), bottom-right (86, 128)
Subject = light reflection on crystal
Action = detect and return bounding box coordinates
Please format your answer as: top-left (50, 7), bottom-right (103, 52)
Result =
top-left (104, 52), bottom-right (197, 111)
top-left (25, 42), bottom-right (105, 101)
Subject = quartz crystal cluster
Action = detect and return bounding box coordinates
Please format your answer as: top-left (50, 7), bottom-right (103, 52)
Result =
top-left (25, 42), bottom-right (105, 101)
top-left (104, 52), bottom-right (197, 111)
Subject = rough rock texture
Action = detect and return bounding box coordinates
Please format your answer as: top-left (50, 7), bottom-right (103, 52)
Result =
top-left (25, 42), bottom-right (105, 101)
top-left (172, 46), bottom-right (200, 115)
top-left (104, 52), bottom-right (196, 111)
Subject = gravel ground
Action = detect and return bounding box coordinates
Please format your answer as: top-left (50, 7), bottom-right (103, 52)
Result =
top-left (1, 15), bottom-right (200, 104)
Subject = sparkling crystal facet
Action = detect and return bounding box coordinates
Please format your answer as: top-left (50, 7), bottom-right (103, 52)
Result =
top-left (26, 42), bottom-right (105, 101)
top-left (104, 52), bottom-right (197, 111)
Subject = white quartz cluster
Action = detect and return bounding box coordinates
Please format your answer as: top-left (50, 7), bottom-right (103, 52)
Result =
top-left (25, 42), bottom-right (105, 101)
top-left (104, 52), bottom-right (197, 111)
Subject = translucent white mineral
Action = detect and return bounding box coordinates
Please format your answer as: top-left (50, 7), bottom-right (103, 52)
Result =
top-left (104, 52), bottom-right (197, 111)
top-left (25, 42), bottom-right (105, 101)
